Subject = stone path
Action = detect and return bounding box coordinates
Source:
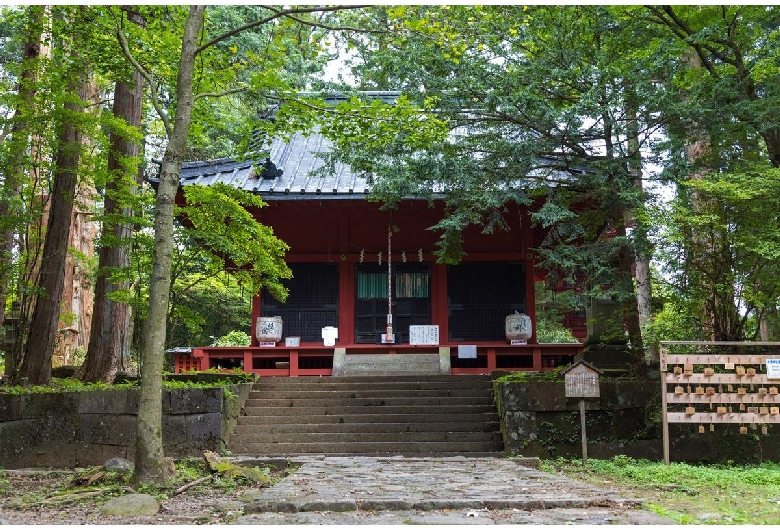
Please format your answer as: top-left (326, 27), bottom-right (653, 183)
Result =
top-left (232, 455), bottom-right (675, 525)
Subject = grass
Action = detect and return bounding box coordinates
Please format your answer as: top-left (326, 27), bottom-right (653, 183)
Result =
top-left (0, 373), bottom-right (256, 395)
top-left (542, 456), bottom-right (780, 524)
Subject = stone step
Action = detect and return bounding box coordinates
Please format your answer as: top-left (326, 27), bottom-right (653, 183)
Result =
top-left (333, 352), bottom-right (446, 377)
top-left (229, 431), bottom-right (503, 444)
top-left (235, 412), bottom-right (500, 425)
top-left (231, 421), bottom-right (500, 435)
top-left (251, 379), bottom-right (493, 391)
top-left (253, 374), bottom-right (491, 382)
top-left (247, 388), bottom-right (493, 399)
top-left (242, 404), bottom-right (497, 416)
top-left (228, 440), bottom-right (505, 455)
top-left (228, 374), bottom-right (503, 456)
top-left (243, 396), bottom-right (494, 408)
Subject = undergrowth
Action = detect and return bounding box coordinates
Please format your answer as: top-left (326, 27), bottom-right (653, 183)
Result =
top-left (0, 371), bottom-right (255, 395)
top-left (2, 456), bottom-right (291, 511)
top-left (543, 456), bottom-right (780, 524)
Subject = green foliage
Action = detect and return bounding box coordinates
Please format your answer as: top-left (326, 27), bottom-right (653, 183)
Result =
top-left (534, 282), bottom-right (582, 344)
top-left (326, 5), bottom-right (656, 280)
top-left (164, 183), bottom-right (292, 350)
top-left (166, 266), bottom-right (252, 349)
top-left (213, 330), bottom-right (251, 347)
top-left (495, 366), bottom-right (566, 383)
top-left (655, 167), bottom-right (780, 340)
top-left (543, 457), bottom-right (780, 524)
top-left (0, 378), bottom-right (138, 395)
top-left (0, 373), bottom-right (257, 394)
top-left (179, 183), bottom-right (291, 302)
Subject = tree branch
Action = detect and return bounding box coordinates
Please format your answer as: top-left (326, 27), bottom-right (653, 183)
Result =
top-left (196, 5), bottom-right (370, 54)
top-left (193, 86), bottom-right (248, 103)
top-left (115, 20), bottom-right (172, 136)
top-left (172, 475), bottom-right (213, 496)
top-left (264, 5), bottom-right (390, 35)
top-left (645, 6), bottom-right (721, 79)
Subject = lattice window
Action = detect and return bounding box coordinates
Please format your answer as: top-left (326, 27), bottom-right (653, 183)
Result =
top-left (396, 272), bottom-right (429, 298)
top-left (355, 263), bottom-right (430, 343)
top-left (261, 263), bottom-right (339, 342)
top-left (447, 261), bottom-right (526, 341)
top-left (357, 273), bottom-right (388, 299)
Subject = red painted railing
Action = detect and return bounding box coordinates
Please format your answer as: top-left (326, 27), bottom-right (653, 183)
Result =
top-left (172, 342), bottom-right (583, 377)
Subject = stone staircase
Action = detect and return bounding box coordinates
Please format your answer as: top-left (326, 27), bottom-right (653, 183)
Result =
top-left (227, 375), bottom-right (504, 455)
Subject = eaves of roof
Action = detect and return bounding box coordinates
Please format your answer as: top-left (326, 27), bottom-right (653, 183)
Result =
top-left (174, 131), bottom-right (376, 201)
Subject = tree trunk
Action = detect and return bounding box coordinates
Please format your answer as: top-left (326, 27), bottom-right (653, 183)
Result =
top-left (56, 145), bottom-right (100, 366)
top-left (602, 106), bottom-right (644, 369)
top-left (134, 5), bottom-right (204, 484)
top-left (17, 63), bottom-right (90, 385)
top-left (78, 72), bottom-right (143, 384)
top-left (625, 97), bottom-right (654, 361)
top-left (0, 6), bottom-right (45, 380)
top-left (615, 222), bottom-right (645, 371)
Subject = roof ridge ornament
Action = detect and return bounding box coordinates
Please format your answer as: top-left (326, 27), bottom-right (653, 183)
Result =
top-left (260, 157), bottom-right (283, 180)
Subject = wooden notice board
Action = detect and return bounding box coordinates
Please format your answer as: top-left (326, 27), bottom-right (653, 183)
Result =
top-left (660, 341), bottom-right (780, 464)
top-left (563, 360), bottom-right (602, 398)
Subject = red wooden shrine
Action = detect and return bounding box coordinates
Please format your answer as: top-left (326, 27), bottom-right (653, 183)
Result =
top-left (164, 125), bottom-right (584, 376)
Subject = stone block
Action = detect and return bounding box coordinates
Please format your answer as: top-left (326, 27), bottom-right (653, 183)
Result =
top-left (0, 394), bottom-right (22, 421)
top-left (186, 413), bottom-right (222, 441)
top-left (78, 390), bottom-right (129, 414)
top-left (125, 388), bottom-right (140, 414)
top-left (162, 414), bottom-right (187, 444)
top-left (498, 382), bottom-right (569, 412)
top-left (334, 352), bottom-right (445, 377)
top-left (0, 419), bottom-right (79, 468)
top-left (0, 420), bottom-right (30, 459)
top-left (597, 381), bottom-right (657, 410)
top-left (75, 443), bottom-right (130, 468)
top-left (19, 443), bottom-right (79, 469)
top-left (78, 414), bottom-right (136, 446)
top-left (21, 392), bottom-right (78, 419)
top-left (169, 387), bottom-right (222, 415)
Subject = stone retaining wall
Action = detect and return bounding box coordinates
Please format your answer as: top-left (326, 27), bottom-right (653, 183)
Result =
top-left (0, 383), bottom-right (252, 469)
top-left (495, 379), bottom-right (780, 463)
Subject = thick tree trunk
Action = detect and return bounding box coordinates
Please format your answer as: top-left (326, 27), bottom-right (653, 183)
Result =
top-left (134, 5), bottom-right (204, 484)
top-left (56, 144), bottom-right (100, 366)
top-left (79, 72), bottom-right (143, 383)
top-left (0, 6), bottom-right (45, 380)
top-left (17, 71), bottom-right (90, 385)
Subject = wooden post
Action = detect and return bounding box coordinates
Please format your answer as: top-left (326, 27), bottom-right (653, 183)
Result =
top-left (579, 398), bottom-right (588, 464)
top-left (662, 369), bottom-right (670, 465)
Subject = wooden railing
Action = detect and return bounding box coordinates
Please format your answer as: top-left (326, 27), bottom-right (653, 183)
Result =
top-left (171, 341), bottom-right (584, 376)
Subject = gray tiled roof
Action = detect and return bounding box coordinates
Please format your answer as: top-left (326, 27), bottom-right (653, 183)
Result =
top-left (175, 127), bottom-right (581, 202)
top-left (179, 131), bottom-right (369, 200)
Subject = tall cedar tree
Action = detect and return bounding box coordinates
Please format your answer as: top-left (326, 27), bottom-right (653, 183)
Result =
top-left (17, 8), bottom-right (92, 385)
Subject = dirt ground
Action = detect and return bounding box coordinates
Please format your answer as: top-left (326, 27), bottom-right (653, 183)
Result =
top-left (0, 466), bottom-right (274, 525)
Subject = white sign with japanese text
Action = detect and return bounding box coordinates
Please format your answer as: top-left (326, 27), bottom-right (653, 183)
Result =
top-left (766, 358), bottom-right (780, 379)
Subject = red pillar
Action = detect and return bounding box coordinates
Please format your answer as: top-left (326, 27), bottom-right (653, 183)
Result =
top-left (251, 295), bottom-right (261, 347)
top-left (522, 205), bottom-right (537, 343)
top-left (432, 262), bottom-right (449, 341)
top-left (338, 261), bottom-right (354, 345)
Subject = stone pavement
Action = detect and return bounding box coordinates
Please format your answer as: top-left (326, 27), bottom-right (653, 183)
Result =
top-left (231, 455), bottom-right (676, 525)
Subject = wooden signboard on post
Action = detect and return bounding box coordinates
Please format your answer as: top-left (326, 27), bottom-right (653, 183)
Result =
top-left (562, 361), bottom-right (603, 464)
